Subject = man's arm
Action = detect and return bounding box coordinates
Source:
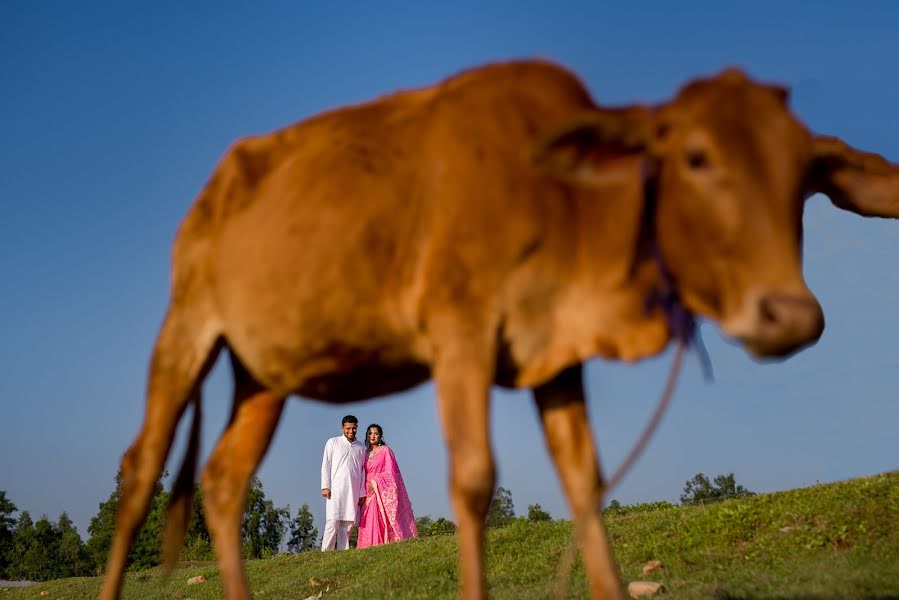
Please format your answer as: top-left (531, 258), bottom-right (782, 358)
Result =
top-left (321, 439), bottom-right (332, 499)
top-left (360, 455), bottom-right (367, 497)
top-left (358, 445), bottom-right (367, 505)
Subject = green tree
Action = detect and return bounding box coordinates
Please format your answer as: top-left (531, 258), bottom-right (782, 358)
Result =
top-left (4, 511), bottom-right (91, 581)
top-left (6, 511), bottom-right (34, 580)
top-left (86, 475), bottom-right (118, 571)
top-left (527, 503), bottom-right (552, 522)
top-left (15, 515), bottom-right (58, 581)
top-left (681, 473), bottom-right (715, 504)
top-left (241, 477), bottom-right (288, 559)
top-left (186, 486), bottom-right (210, 544)
top-left (429, 517), bottom-right (456, 536)
top-left (712, 473), bottom-right (752, 499)
top-left (486, 486), bottom-right (515, 528)
top-left (605, 499), bottom-right (622, 513)
top-left (414, 515), bottom-right (456, 537)
top-left (86, 470), bottom-right (169, 572)
top-left (55, 513), bottom-right (92, 578)
top-left (415, 515), bottom-right (434, 535)
top-left (0, 491), bottom-right (18, 579)
top-left (286, 503), bottom-right (318, 553)
top-left (128, 487), bottom-right (170, 570)
top-left (179, 487), bottom-right (213, 561)
top-left (681, 472), bottom-right (753, 505)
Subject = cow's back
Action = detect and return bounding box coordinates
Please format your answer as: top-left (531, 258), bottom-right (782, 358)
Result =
top-left (174, 60), bottom-right (600, 397)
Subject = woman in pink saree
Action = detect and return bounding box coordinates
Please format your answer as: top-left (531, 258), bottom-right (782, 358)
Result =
top-left (356, 424), bottom-right (418, 548)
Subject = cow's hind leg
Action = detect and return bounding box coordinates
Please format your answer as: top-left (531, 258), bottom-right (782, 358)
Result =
top-left (100, 310), bottom-right (221, 600)
top-left (202, 354), bottom-right (286, 600)
top-left (533, 365), bottom-right (624, 600)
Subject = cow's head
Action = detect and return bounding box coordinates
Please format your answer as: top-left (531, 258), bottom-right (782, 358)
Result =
top-left (532, 68), bottom-right (899, 358)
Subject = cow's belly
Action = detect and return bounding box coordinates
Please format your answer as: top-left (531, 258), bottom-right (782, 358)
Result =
top-left (225, 326), bottom-right (432, 399)
top-left (294, 362), bottom-right (431, 402)
top-left (219, 304), bottom-right (430, 397)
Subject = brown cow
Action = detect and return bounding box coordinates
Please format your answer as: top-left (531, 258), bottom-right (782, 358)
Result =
top-left (100, 60), bottom-right (899, 600)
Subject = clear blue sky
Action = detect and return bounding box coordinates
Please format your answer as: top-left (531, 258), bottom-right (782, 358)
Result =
top-left (2, 2), bottom-right (898, 541)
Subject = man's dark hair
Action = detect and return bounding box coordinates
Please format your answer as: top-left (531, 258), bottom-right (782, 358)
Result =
top-left (342, 415), bottom-right (358, 425)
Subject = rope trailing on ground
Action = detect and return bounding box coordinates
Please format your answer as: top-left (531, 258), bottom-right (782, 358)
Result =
top-left (554, 340), bottom-right (687, 599)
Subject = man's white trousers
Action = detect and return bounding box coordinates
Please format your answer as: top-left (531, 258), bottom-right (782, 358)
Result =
top-left (321, 519), bottom-right (353, 551)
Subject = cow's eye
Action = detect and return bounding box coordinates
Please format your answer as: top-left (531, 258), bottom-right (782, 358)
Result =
top-left (685, 149), bottom-right (710, 170)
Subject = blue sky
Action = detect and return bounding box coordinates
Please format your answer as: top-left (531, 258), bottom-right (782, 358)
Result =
top-left (2, 2), bottom-right (898, 541)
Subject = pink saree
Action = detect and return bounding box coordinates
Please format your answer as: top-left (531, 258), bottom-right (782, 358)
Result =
top-left (356, 445), bottom-right (418, 548)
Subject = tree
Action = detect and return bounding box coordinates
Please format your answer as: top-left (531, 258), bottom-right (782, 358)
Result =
top-left (605, 499), bottom-right (622, 513)
top-left (415, 515), bottom-right (434, 535)
top-left (86, 470), bottom-right (169, 572)
top-left (428, 517), bottom-right (456, 536)
top-left (680, 472), bottom-right (753, 505)
top-left (180, 487), bottom-right (213, 561)
top-left (486, 487), bottom-right (515, 528)
top-left (6, 511), bottom-right (34, 580)
top-left (15, 515), bottom-right (58, 581)
top-left (429, 517), bottom-right (456, 535)
top-left (680, 473), bottom-right (715, 505)
top-left (241, 477), bottom-right (288, 559)
top-left (4, 511), bottom-right (92, 581)
top-left (526, 503), bottom-right (551, 522)
top-left (286, 503), bottom-right (318, 553)
top-left (711, 473), bottom-right (752, 499)
top-left (86, 476), bottom-right (119, 571)
top-left (415, 515), bottom-right (456, 537)
top-left (128, 486), bottom-right (170, 570)
top-left (0, 491), bottom-right (17, 579)
top-left (55, 513), bottom-right (93, 578)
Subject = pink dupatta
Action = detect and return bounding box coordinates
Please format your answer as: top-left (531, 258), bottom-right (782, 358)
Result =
top-left (356, 446), bottom-right (418, 548)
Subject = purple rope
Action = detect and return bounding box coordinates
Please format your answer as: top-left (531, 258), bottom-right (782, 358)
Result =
top-left (642, 166), bottom-right (714, 380)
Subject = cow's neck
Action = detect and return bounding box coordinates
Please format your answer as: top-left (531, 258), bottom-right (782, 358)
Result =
top-left (513, 165), bottom-right (674, 388)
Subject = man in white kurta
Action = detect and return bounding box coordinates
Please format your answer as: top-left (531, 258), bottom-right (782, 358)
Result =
top-left (320, 415), bottom-right (367, 550)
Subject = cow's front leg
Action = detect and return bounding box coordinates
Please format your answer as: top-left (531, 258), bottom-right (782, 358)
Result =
top-left (431, 316), bottom-right (496, 600)
top-left (533, 365), bottom-right (624, 600)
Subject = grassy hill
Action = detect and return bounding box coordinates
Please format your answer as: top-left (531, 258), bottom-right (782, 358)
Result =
top-left (4, 470), bottom-right (897, 599)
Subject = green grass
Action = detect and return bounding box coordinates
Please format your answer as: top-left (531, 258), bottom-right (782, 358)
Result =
top-left (4, 471), bottom-right (897, 599)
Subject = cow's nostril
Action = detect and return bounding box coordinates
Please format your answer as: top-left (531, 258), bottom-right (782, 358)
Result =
top-left (740, 293), bottom-right (825, 358)
top-left (755, 293), bottom-right (824, 347)
top-left (759, 296), bottom-right (779, 325)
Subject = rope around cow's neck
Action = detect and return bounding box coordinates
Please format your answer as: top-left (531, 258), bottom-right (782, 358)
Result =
top-left (552, 164), bottom-right (710, 596)
top-left (553, 339), bottom-right (688, 599)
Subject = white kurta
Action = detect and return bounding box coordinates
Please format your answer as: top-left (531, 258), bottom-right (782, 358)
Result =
top-left (320, 435), bottom-right (367, 522)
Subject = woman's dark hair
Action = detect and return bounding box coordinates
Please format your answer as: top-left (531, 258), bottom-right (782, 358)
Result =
top-left (364, 424), bottom-right (386, 449)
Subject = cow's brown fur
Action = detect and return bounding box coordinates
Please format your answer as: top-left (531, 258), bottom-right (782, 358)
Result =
top-left (101, 60), bottom-right (899, 600)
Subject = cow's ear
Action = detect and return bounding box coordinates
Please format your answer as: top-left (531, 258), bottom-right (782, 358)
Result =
top-left (529, 106), bottom-right (653, 187)
top-left (808, 135), bottom-right (899, 218)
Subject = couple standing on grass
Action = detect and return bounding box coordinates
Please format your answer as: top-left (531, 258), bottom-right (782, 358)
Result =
top-left (320, 415), bottom-right (418, 551)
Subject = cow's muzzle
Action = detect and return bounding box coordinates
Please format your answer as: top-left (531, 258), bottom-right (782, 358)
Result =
top-left (737, 293), bottom-right (825, 358)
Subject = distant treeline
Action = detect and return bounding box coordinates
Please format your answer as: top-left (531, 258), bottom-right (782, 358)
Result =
top-left (0, 474), bottom-right (318, 582)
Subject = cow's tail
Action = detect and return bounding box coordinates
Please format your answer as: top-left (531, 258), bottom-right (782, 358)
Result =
top-left (157, 149), bottom-right (236, 576)
top-left (161, 389), bottom-right (203, 574)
